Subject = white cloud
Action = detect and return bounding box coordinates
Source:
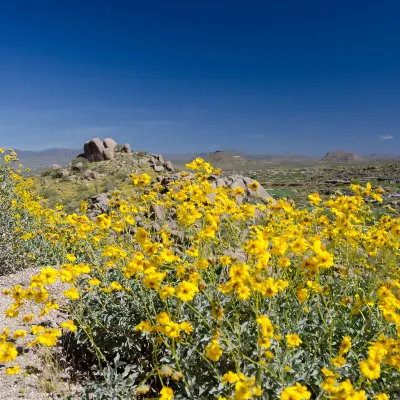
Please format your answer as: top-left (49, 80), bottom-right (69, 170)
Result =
top-left (379, 135), bottom-right (394, 140)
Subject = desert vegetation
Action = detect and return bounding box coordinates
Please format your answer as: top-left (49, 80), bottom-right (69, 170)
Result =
top-left (0, 148), bottom-right (399, 399)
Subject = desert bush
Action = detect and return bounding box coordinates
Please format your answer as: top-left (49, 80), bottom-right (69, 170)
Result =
top-left (41, 169), bottom-right (52, 177)
top-left (1, 153), bottom-right (400, 400)
top-left (71, 157), bottom-right (90, 169)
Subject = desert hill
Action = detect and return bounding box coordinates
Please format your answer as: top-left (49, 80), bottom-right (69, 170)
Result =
top-left (321, 150), bottom-right (363, 162)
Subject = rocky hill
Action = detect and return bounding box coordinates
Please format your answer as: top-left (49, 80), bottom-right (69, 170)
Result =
top-left (203, 150), bottom-right (248, 165)
top-left (321, 150), bottom-right (363, 162)
top-left (34, 138), bottom-right (274, 214)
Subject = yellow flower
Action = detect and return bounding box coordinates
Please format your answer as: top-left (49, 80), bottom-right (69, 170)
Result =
top-left (185, 157), bottom-right (205, 170)
top-left (308, 192), bottom-right (321, 205)
top-left (159, 386), bottom-right (174, 400)
top-left (175, 281), bottom-right (199, 302)
top-left (332, 356), bottom-right (347, 367)
top-left (321, 368), bottom-right (335, 377)
top-left (159, 285), bottom-right (175, 299)
top-left (0, 342), bottom-right (18, 362)
top-left (248, 181), bottom-right (259, 191)
top-left (156, 312), bottom-right (171, 325)
top-left (256, 315), bottom-right (274, 338)
top-left (61, 320), bottom-right (77, 332)
top-left (296, 288), bottom-right (309, 303)
top-left (281, 383), bottom-right (311, 400)
top-left (110, 281), bottom-right (123, 291)
top-left (373, 394), bottom-right (389, 400)
top-left (265, 350), bottom-right (274, 359)
top-left (22, 313), bottom-right (35, 323)
top-left (88, 278), bottom-right (101, 286)
top-left (205, 339), bottom-right (223, 362)
top-left (39, 267), bottom-right (59, 285)
top-left (66, 254), bottom-right (76, 262)
top-left (13, 329), bottom-right (27, 339)
top-left (222, 371), bottom-right (239, 384)
top-left (286, 334), bottom-right (302, 348)
top-left (130, 173), bottom-right (151, 185)
top-left (64, 287), bottom-right (79, 300)
top-left (339, 336), bottom-right (352, 356)
top-left (35, 328), bottom-right (61, 347)
top-left (235, 284), bottom-right (251, 300)
top-left (179, 321), bottom-right (193, 335)
top-left (6, 365), bottom-right (20, 375)
top-left (360, 359), bottom-right (380, 380)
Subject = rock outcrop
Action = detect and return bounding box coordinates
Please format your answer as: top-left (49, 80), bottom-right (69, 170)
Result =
top-left (80, 138), bottom-right (131, 162)
top-left (159, 173), bottom-right (274, 204)
top-left (149, 154), bottom-right (174, 173)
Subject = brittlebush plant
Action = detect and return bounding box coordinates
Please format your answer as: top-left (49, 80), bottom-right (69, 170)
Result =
top-left (1, 150), bottom-right (400, 400)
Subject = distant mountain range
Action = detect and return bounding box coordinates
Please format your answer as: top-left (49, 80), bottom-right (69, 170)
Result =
top-left (6, 148), bottom-right (400, 169)
top-left (13, 148), bottom-right (81, 168)
top-left (165, 149), bottom-right (317, 162)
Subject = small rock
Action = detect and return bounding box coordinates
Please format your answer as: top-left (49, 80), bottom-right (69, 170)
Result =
top-left (71, 162), bottom-right (84, 172)
top-left (60, 169), bottom-right (70, 178)
top-left (122, 143), bottom-right (131, 153)
top-left (153, 165), bottom-right (164, 172)
top-left (150, 204), bottom-right (166, 220)
top-left (52, 164), bottom-right (61, 170)
top-left (83, 170), bottom-right (100, 180)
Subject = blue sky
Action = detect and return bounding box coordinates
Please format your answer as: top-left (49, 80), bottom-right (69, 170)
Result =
top-left (0, 0), bottom-right (399, 155)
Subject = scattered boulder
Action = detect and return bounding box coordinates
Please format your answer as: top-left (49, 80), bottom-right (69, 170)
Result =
top-left (53, 169), bottom-right (70, 179)
top-left (60, 169), bottom-right (70, 178)
top-left (150, 204), bottom-right (166, 221)
top-left (122, 143), bottom-right (131, 153)
top-left (164, 160), bottom-right (174, 172)
top-left (103, 138), bottom-right (118, 152)
top-left (52, 164), bottom-right (61, 170)
top-left (87, 193), bottom-right (110, 217)
top-left (84, 138), bottom-right (105, 162)
top-left (83, 170), bottom-right (100, 180)
top-left (103, 149), bottom-right (115, 161)
top-left (151, 154), bottom-right (165, 165)
top-left (149, 154), bottom-right (175, 173)
top-left (71, 162), bottom-right (84, 172)
top-left (154, 165), bottom-right (164, 172)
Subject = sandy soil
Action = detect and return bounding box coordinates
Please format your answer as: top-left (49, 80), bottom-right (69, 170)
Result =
top-left (0, 267), bottom-right (78, 399)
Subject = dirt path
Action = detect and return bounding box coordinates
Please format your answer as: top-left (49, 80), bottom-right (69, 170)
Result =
top-left (0, 268), bottom-right (77, 399)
